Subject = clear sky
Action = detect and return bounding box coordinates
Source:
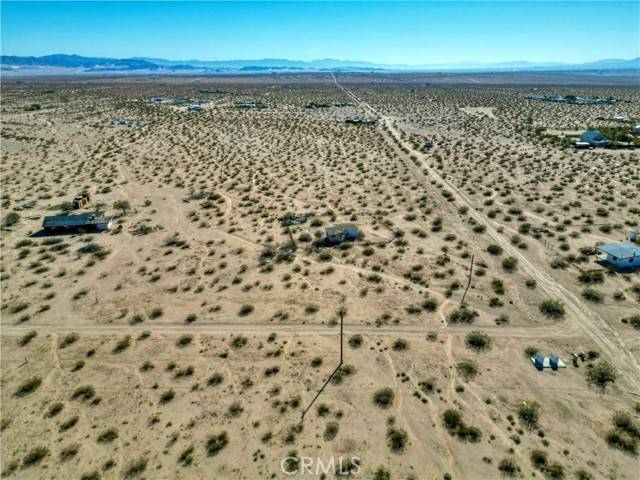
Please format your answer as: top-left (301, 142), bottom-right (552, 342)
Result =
top-left (1, 1), bottom-right (638, 64)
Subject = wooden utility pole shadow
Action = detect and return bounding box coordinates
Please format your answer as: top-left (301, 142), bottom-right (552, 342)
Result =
top-left (460, 253), bottom-right (474, 305)
top-left (300, 307), bottom-right (345, 420)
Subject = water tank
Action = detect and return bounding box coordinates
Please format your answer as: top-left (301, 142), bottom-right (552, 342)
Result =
top-left (534, 353), bottom-right (544, 371)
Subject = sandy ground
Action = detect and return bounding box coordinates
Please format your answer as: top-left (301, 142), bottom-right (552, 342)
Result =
top-left (1, 73), bottom-right (639, 479)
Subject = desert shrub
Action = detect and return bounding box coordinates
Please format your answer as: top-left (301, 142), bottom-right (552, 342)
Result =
top-left (578, 270), bottom-right (604, 285)
top-left (465, 331), bottom-right (491, 352)
top-left (443, 409), bottom-right (462, 430)
top-left (575, 469), bottom-right (593, 480)
top-left (3, 212), bottom-right (20, 228)
top-left (502, 257), bottom-right (518, 272)
top-left (392, 338), bottom-right (408, 351)
top-left (539, 300), bottom-right (565, 319)
top-left (159, 390), bottom-right (175, 404)
top-left (517, 401), bottom-right (541, 429)
top-left (530, 449), bottom-right (548, 469)
top-left (442, 409), bottom-right (482, 442)
top-left (71, 385), bottom-right (95, 401)
top-left (373, 468), bottom-right (391, 480)
top-left (448, 305), bottom-right (479, 324)
top-left (456, 359), bottom-right (479, 380)
top-left (15, 376), bottom-right (42, 397)
top-left (97, 428), bottom-right (118, 443)
top-left (622, 314), bottom-right (640, 329)
top-left (22, 446), bottom-right (49, 467)
top-left (227, 402), bottom-right (243, 417)
top-left (59, 332), bottom-right (79, 348)
top-left (418, 378), bottom-right (436, 394)
top-left (59, 416), bottom-right (79, 432)
top-left (348, 334), bottom-right (363, 348)
top-left (310, 357), bottom-right (322, 367)
top-left (123, 458), bottom-right (147, 478)
top-left (239, 304), bottom-right (254, 316)
top-left (112, 335), bottom-right (131, 354)
top-left (612, 411), bottom-right (640, 438)
top-left (46, 402), bottom-right (64, 418)
top-left (176, 335), bottom-right (192, 347)
top-left (581, 288), bottom-right (604, 303)
top-left (323, 421), bottom-right (339, 441)
top-left (206, 432), bottom-right (229, 456)
top-left (606, 430), bottom-right (637, 454)
top-left (373, 388), bottom-right (395, 409)
top-left (230, 335), bottom-right (247, 348)
top-left (148, 307), bottom-right (163, 319)
top-left (487, 244), bottom-right (503, 255)
top-left (586, 360), bottom-right (617, 392)
top-left (80, 471), bottom-right (100, 480)
top-left (304, 304), bottom-right (319, 314)
top-left (208, 373), bottom-right (224, 386)
top-left (497, 457), bottom-right (520, 477)
top-left (18, 330), bottom-right (37, 347)
top-left (177, 446), bottom-right (194, 466)
top-left (386, 427), bottom-right (408, 453)
top-left (60, 444), bottom-right (80, 462)
top-left (422, 297), bottom-right (438, 311)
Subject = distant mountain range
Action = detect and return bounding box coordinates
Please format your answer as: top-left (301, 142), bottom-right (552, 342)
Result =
top-left (2, 54), bottom-right (639, 75)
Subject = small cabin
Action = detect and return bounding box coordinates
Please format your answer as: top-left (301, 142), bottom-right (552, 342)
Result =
top-left (72, 193), bottom-right (90, 209)
top-left (580, 130), bottom-right (611, 148)
top-left (43, 213), bottom-right (112, 232)
top-left (325, 223), bottom-right (360, 244)
top-left (596, 242), bottom-right (640, 270)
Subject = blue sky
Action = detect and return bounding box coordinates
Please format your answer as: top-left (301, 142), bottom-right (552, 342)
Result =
top-left (1, 1), bottom-right (638, 64)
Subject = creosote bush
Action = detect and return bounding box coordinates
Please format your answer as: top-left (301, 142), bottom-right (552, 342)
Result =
top-left (373, 388), bottom-right (395, 409)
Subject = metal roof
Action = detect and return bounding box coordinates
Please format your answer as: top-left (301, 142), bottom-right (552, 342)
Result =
top-left (597, 242), bottom-right (640, 259)
top-left (326, 223), bottom-right (359, 235)
top-left (43, 213), bottom-right (109, 228)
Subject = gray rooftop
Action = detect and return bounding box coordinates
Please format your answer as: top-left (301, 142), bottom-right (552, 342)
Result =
top-left (597, 242), bottom-right (640, 259)
top-left (43, 213), bottom-right (110, 229)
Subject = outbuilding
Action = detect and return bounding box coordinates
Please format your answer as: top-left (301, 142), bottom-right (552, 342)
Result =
top-left (580, 130), bottom-right (611, 148)
top-left (43, 213), bottom-right (112, 233)
top-left (325, 223), bottom-right (360, 244)
top-left (596, 242), bottom-right (640, 269)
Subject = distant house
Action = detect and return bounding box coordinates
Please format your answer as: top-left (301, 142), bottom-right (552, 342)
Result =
top-left (325, 224), bottom-right (360, 244)
top-left (236, 102), bottom-right (269, 109)
top-left (596, 242), bottom-right (640, 269)
top-left (43, 213), bottom-right (112, 233)
top-left (580, 130), bottom-right (611, 148)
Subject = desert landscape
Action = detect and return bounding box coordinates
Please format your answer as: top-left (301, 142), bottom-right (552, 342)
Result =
top-left (1, 72), bottom-right (639, 480)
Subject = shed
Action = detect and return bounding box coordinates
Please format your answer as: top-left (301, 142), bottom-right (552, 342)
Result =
top-left (580, 130), bottom-right (611, 148)
top-left (72, 193), bottom-right (90, 209)
top-left (325, 223), bottom-right (360, 244)
top-left (43, 213), bottom-right (112, 232)
top-left (596, 242), bottom-right (640, 269)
